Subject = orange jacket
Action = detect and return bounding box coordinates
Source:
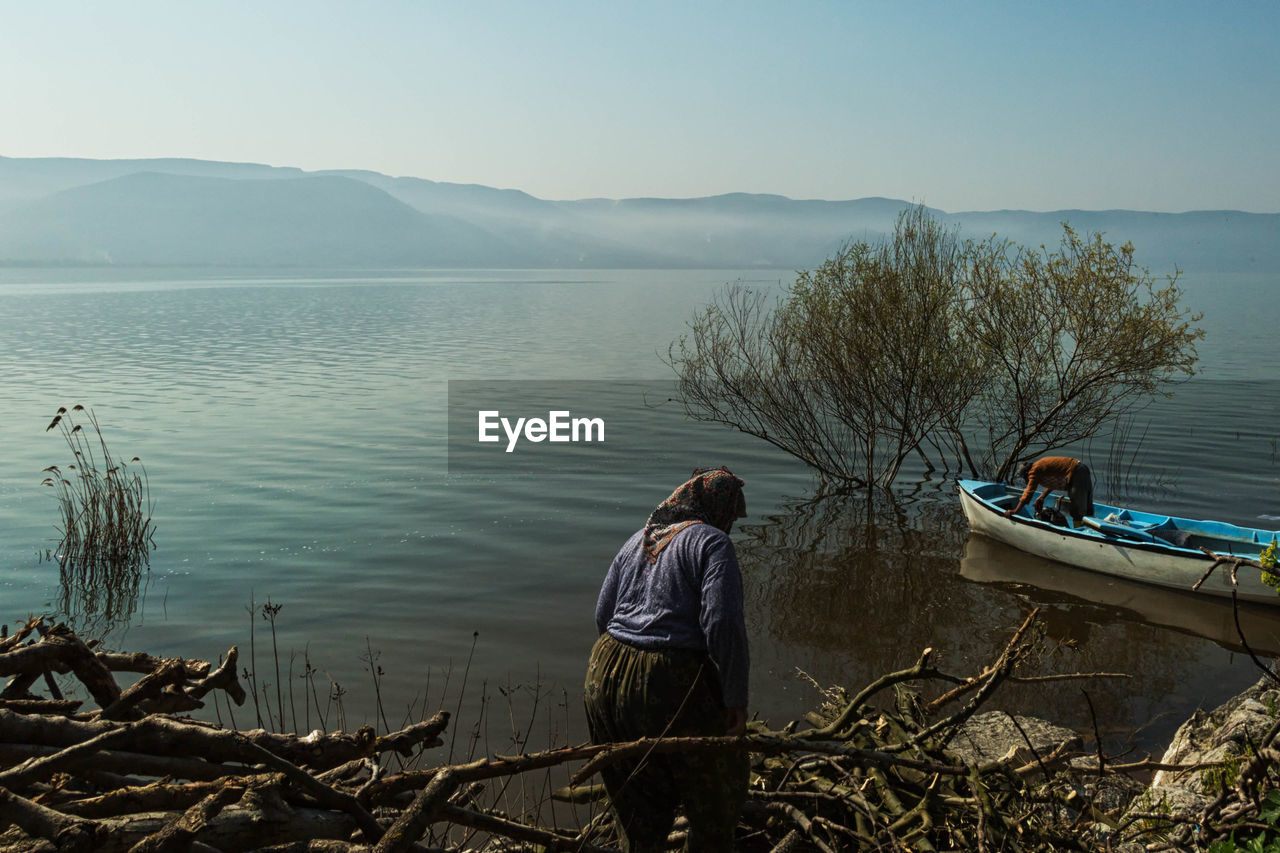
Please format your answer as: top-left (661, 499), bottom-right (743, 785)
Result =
top-left (1011, 456), bottom-right (1080, 514)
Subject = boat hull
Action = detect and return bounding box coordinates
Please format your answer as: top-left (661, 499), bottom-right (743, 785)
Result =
top-left (959, 533), bottom-right (1280, 655)
top-left (958, 480), bottom-right (1280, 605)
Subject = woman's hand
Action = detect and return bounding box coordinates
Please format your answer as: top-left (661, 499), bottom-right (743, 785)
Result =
top-left (724, 707), bottom-right (747, 736)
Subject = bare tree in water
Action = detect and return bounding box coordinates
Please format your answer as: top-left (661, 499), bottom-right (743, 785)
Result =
top-left (956, 225), bottom-right (1202, 481)
top-left (669, 206), bottom-right (981, 488)
top-left (669, 206), bottom-right (1203, 488)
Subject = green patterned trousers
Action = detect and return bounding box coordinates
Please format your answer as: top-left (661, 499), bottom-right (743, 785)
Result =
top-left (583, 633), bottom-right (749, 853)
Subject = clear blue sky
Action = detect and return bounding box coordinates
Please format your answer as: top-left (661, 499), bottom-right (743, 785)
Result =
top-left (2, 1), bottom-right (1277, 212)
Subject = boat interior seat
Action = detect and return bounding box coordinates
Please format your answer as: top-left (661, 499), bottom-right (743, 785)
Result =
top-left (1151, 527), bottom-right (1193, 548)
top-left (1082, 515), bottom-right (1166, 545)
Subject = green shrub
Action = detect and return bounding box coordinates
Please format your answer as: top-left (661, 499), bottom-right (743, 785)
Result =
top-left (1208, 789), bottom-right (1280, 852)
top-left (1262, 540), bottom-right (1279, 591)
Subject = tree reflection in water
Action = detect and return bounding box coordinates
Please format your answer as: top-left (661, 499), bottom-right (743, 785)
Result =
top-left (735, 483), bottom-right (1272, 754)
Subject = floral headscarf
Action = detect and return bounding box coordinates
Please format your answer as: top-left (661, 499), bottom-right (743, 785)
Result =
top-left (642, 467), bottom-right (746, 562)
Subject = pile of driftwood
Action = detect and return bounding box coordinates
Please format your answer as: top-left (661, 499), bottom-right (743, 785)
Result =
top-left (0, 612), bottom-right (1276, 852)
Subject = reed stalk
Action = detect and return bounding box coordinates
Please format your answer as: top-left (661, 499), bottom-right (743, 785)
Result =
top-left (40, 406), bottom-right (155, 634)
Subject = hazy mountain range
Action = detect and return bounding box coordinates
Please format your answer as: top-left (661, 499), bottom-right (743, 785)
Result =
top-left (0, 155), bottom-right (1275, 271)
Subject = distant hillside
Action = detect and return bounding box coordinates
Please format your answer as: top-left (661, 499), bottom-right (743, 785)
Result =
top-left (0, 155), bottom-right (1275, 271)
top-left (946, 209), bottom-right (1280, 274)
top-left (0, 156), bottom-right (302, 208)
top-left (0, 172), bottom-right (517, 266)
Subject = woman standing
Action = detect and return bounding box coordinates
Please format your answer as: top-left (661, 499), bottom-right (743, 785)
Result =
top-left (585, 467), bottom-right (750, 853)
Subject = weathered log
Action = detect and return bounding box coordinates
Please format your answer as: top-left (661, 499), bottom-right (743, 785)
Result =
top-left (369, 715), bottom-right (450, 758)
top-left (1, 671), bottom-right (42, 701)
top-left (550, 782), bottom-right (606, 803)
top-left (0, 712), bottom-right (383, 841)
top-left (36, 623), bottom-right (122, 709)
top-left (374, 762), bottom-right (615, 853)
top-left (61, 778), bottom-right (248, 819)
top-left (40, 669), bottom-right (62, 701)
top-left (239, 714), bottom-right (447, 770)
top-left (58, 770), bottom-right (404, 827)
top-left (316, 758), bottom-right (372, 786)
top-left (137, 685), bottom-right (206, 716)
top-left (0, 741), bottom-right (240, 783)
top-left (0, 709), bottom-right (449, 774)
top-left (101, 660), bottom-right (191, 721)
top-left (223, 731), bottom-right (384, 844)
top-left (0, 721), bottom-right (139, 790)
top-left (126, 778), bottom-right (246, 853)
top-left (93, 804), bottom-right (357, 853)
top-left (0, 697), bottom-right (83, 715)
top-left (435, 803), bottom-right (616, 853)
top-left (0, 825), bottom-right (57, 853)
top-left (96, 651), bottom-right (211, 680)
top-left (0, 645), bottom-right (209, 682)
top-left (4, 792), bottom-right (361, 852)
top-left (569, 734), bottom-right (973, 789)
top-left (0, 785), bottom-right (103, 853)
top-left (0, 617), bottom-right (46, 653)
top-left (0, 631), bottom-right (240, 719)
top-left (186, 647), bottom-right (245, 706)
top-left (374, 768), bottom-right (458, 853)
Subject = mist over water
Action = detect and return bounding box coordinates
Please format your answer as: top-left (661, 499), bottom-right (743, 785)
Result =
top-left (0, 267), bottom-right (1275, 751)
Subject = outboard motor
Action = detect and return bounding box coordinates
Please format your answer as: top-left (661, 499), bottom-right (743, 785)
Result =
top-left (1035, 502), bottom-right (1070, 527)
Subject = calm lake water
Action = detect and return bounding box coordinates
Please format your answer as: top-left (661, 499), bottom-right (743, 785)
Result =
top-left (0, 266), bottom-right (1277, 753)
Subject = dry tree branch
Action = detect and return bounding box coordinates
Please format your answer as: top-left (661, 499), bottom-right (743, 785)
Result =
top-left (4, 616), bottom-right (1263, 853)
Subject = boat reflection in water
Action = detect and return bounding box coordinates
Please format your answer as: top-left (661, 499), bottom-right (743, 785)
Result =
top-left (960, 532), bottom-right (1280, 657)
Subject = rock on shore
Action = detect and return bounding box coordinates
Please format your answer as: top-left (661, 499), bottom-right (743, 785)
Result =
top-left (1126, 670), bottom-right (1280, 822)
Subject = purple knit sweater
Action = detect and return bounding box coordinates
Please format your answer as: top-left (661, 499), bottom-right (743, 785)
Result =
top-left (595, 523), bottom-right (749, 709)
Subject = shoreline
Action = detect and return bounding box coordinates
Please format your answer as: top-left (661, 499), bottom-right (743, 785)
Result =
top-left (3, 613), bottom-right (1276, 850)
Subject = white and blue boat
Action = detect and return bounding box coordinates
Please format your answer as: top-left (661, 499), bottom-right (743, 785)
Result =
top-left (958, 480), bottom-right (1280, 605)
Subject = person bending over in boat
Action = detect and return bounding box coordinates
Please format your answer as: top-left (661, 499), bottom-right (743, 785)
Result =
top-left (585, 466), bottom-right (750, 853)
top-left (1003, 455), bottom-right (1095, 524)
